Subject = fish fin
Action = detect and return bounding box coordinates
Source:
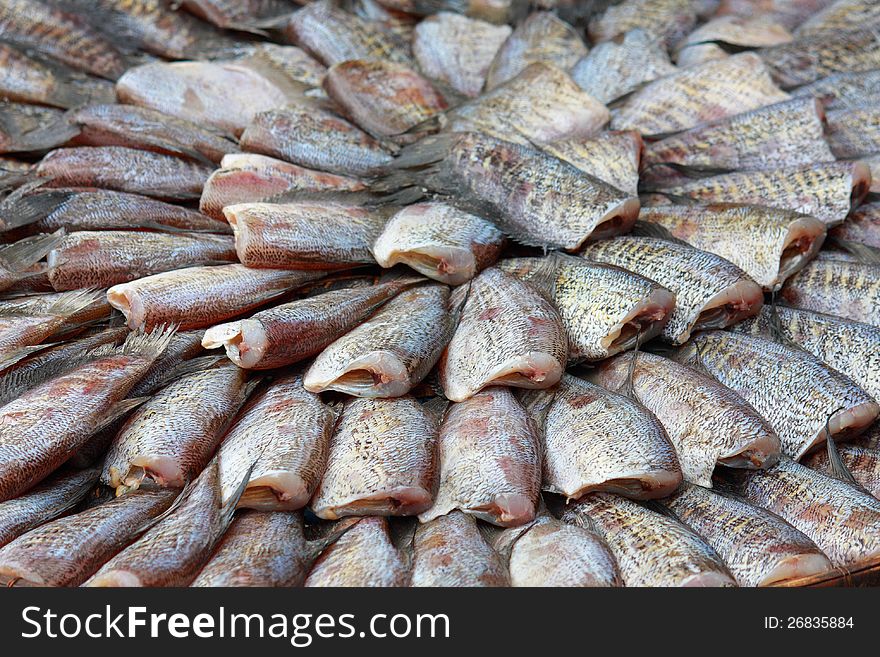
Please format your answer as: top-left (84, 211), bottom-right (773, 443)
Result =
top-left (220, 458), bottom-right (259, 528)
top-left (631, 220), bottom-right (691, 247)
top-left (120, 324), bottom-right (178, 361)
top-left (0, 343), bottom-right (57, 372)
top-left (119, 134), bottom-right (216, 167)
top-left (304, 517), bottom-right (360, 561)
top-left (826, 237), bottom-right (880, 265)
top-left (376, 267), bottom-right (427, 287)
top-left (767, 291), bottom-right (805, 352)
top-left (641, 498), bottom-right (680, 520)
top-left (0, 187), bottom-right (74, 231)
top-left (822, 413), bottom-right (874, 496)
top-left (91, 396), bottom-right (149, 435)
top-left (43, 288), bottom-right (105, 319)
top-left (0, 230), bottom-right (65, 273)
top-left (524, 253), bottom-right (561, 299)
top-left (421, 396), bottom-right (449, 423)
top-left (1, 117), bottom-right (80, 154)
top-left (615, 332), bottom-right (643, 400)
top-left (135, 354), bottom-right (226, 396)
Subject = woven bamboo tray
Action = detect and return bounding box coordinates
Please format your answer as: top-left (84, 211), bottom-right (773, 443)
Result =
top-left (775, 556), bottom-right (880, 587)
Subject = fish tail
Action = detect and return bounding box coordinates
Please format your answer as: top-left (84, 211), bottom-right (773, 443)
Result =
top-left (0, 187), bottom-right (74, 231)
top-left (120, 324), bottom-right (178, 361)
top-left (43, 288), bottom-right (105, 319)
top-left (0, 229), bottom-right (65, 272)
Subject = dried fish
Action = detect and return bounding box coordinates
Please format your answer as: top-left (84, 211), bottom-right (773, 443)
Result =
top-left (589, 0), bottom-right (698, 48)
top-left (802, 428), bottom-right (880, 498)
top-left (825, 105), bottom-right (880, 160)
top-left (831, 201), bottom-right (880, 249)
top-left (779, 256), bottom-right (880, 326)
top-left (675, 15), bottom-right (793, 68)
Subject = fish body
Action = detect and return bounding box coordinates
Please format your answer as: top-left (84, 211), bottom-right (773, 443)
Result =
top-left (541, 131), bottom-right (643, 197)
top-left (790, 69), bottom-right (880, 110)
top-left (674, 15), bottom-right (793, 67)
top-left (589, 0), bottom-right (698, 48)
top-left (181, 0), bottom-right (295, 32)
top-left (825, 105), bottom-right (880, 160)
top-left (831, 201), bottom-right (880, 249)
top-left (803, 428), bottom-right (880, 499)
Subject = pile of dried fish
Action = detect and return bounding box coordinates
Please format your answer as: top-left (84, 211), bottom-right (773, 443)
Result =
top-left (0, 0), bottom-right (879, 588)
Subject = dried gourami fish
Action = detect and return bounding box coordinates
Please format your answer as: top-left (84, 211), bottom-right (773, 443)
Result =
top-left (721, 458), bottom-right (880, 568)
top-left (233, 43), bottom-right (327, 88)
top-left (200, 153), bottom-right (364, 221)
top-left (582, 236), bottom-right (763, 344)
top-left (485, 12), bottom-right (587, 90)
top-left (0, 232), bottom-right (65, 293)
top-left (439, 267), bottom-right (567, 402)
top-left (128, 329), bottom-right (207, 398)
top-left (107, 264), bottom-right (325, 330)
top-left (0, 487), bottom-right (177, 587)
top-left (46, 231), bottom-right (236, 291)
top-left (116, 60), bottom-right (307, 137)
top-left (419, 388), bottom-right (540, 527)
top-left (411, 511), bottom-right (509, 587)
top-left (0, 467), bottom-right (99, 549)
top-left (202, 274), bottom-right (419, 369)
top-left (218, 374), bottom-right (335, 511)
top-left (305, 516), bottom-right (408, 587)
top-left (102, 363), bottom-right (252, 493)
top-left (779, 257), bottom-right (880, 327)
top-left (803, 428), bottom-right (880, 498)
top-left (665, 484), bottom-right (833, 586)
top-left (790, 69), bottom-right (880, 109)
top-left (653, 162), bottom-right (871, 227)
top-left (759, 28), bottom-right (880, 89)
top-left (563, 494), bottom-right (737, 587)
top-left (310, 396), bottom-right (438, 520)
top-left (413, 12), bottom-right (511, 98)
top-left (304, 284), bottom-right (451, 397)
top-left (379, 132), bottom-right (640, 251)
top-left (589, 0), bottom-right (697, 48)
top-left (825, 105), bottom-right (880, 160)
top-left (0, 289), bottom-right (111, 334)
top-left (372, 202), bottom-right (504, 284)
top-left (796, 0), bottom-right (880, 37)
top-left (486, 513), bottom-right (622, 587)
top-left (611, 53), bottom-right (789, 136)
top-left (716, 0), bottom-right (837, 30)
top-left (64, 0), bottom-right (242, 60)
top-left (181, 0), bottom-right (295, 32)
top-left (522, 374), bottom-right (681, 500)
top-left (0, 42), bottom-right (116, 109)
top-left (540, 132), bottom-right (642, 197)
top-left (240, 105), bottom-right (394, 177)
top-left (570, 29), bottom-right (677, 106)
top-left (674, 15), bottom-right (793, 68)
top-left (638, 204), bottom-right (826, 291)
top-left (592, 352), bottom-right (781, 487)
top-left (831, 201), bottom-right (880, 249)
top-left (66, 104), bottom-right (238, 165)
top-left (679, 331), bottom-right (879, 460)
top-left (84, 459), bottom-right (240, 587)
top-left (192, 511), bottom-right (311, 587)
top-left (283, 0), bottom-right (412, 67)
top-left (642, 97), bottom-right (833, 174)
top-left (2, 188), bottom-right (228, 235)
top-left (734, 305), bottom-right (880, 400)
top-left (35, 146), bottom-right (212, 201)
top-left (324, 59), bottom-right (447, 138)
top-left (0, 289), bottom-right (103, 357)
top-left (0, 326), bottom-right (173, 502)
top-left (437, 62), bottom-right (609, 147)
top-left (0, 104), bottom-right (72, 154)
top-left (499, 254), bottom-right (674, 361)
top-left (0, 0), bottom-right (127, 79)
top-left (223, 197), bottom-right (390, 270)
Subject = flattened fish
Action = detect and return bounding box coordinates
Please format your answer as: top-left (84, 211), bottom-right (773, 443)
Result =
top-left (202, 275), bottom-right (420, 370)
top-left (803, 428), bottom-right (880, 498)
top-left (102, 363), bottom-right (252, 493)
top-left (721, 458), bottom-right (880, 568)
top-left (790, 69), bottom-right (880, 109)
top-left (411, 511), bottom-right (509, 586)
top-left (521, 374), bottom-right (682, 500)
top-left (413, 12), bottom-right (511, 98)
top-left (437, 63), bottom-right (609, 147)
top-left (582, 236), bottom-right (763, 344)
top-left (0, 231), bottom-right (65, 294)
top-left (570, 29), bottom-right (677, 106)
top-left (611, 53), bottom-right (789, 136)
top-left (795, 0), bottom-right (880, 37)
top-left (734, 305), bottom-right (880, 400)
top-left (592, 352), bottom-right (781, 487)
top-left (35, 146), bottom-right (212, 200)
top-left (439, 267), bottom-right (567, 402)
top-left (642, 97), bottom-right (833, 174)
top-left (304, 284), bottom-right (452, 397)
top-left (486, 513), bottom-right (622, 587)
top-left (372, 0), bottom-right (527, 24)
top-left (240, 104), bottom-right (394, 177)
top-left (678, 331), bottom-right (879, 459)
top-left (181, 0), bottom-right (295, 32)
top-left (304, 516), bottom-right (408, 587)
top-left (224, 197), bottom-right (390, 270)
top-left (588, 0), bottom-right (698, 48)
top-left (128, 329), bottom-right (207, 398)
top-left (0, 467), bottom-right (99, 549)
top-left (0, 326), bottom-right (173, 502)
top-left (0, 289), bottom-right (103, 358)
top-left (485, 11), bottom-right (587, 90)
top-left (779, 256), bottom-right (880, 326)
top-left (0, 487), bottom-right (177, 587)
top-left (563, 494), bottom-right (737, 587)
top-left (218, 374), bottom-right (335, 510)
top-left (46, 230), bottom-right (236, 291)
top-left (106, 264), bottom-right (325, 330)
top-left (665, 483), bottom-right (833, 586)
top-left (0, 104), bottom-right (73, 154)
top-left (323, 59), bottom-right (448, 138)
top-left (716, 0), bottom-right (837, 30)
top-left (638, 204), bottom-right (826, 291)
top-left (653, 162), bottom-right (871, 227)
top-left (372, 202), bottom-right (504, 284)
top-left (310, 396), bottom-right (439, 519)
top-left (192, 511), bottom-right (311, 587)
top-left (541, 131), bottom-right (643, 197)
top-left (825, 105), bottom-right (880, 160)
top-left (200, 153), bottom-right (364, 220)
top-left (499, 254), bottom-right (674, 361)
top-left (831, 201), bottom-right (880, 249)
top-left (418, 388), bottom-right (540, 527)
top-left (674, 15), bottom-right (793, 68)
top-left (379, 132), bottom-right (640, 251)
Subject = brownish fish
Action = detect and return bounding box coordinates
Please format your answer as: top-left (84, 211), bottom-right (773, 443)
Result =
top-left (588, 0), bottom-right (698, 48)
top-left (181, 0), bottom-right (295, 32)
top-left (541, 131), bottom-right (643, 197)
top-left (674, 15), bottom-right (793, 68)
top-left (831, 200), bottom-right (880, 249)
top-left (0, 289), bottom-right (103, 358)
top-left (825, 104), bottom-right (880, 160)
top-left (803, 427), bottom-right (880, 499)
